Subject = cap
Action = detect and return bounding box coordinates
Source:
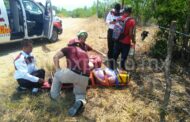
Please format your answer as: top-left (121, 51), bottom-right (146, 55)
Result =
top-left (77, 30), bottom-right (88, 39)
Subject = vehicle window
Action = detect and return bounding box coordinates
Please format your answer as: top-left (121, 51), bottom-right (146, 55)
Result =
top-left (23, 1), bottom-right (42, 14)
top-left (45, 2), bottom-right (51, 16)
top-left (3, 0), bottom-right (10, 9)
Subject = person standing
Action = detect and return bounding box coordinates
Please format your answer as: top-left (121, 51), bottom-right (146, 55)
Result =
top-left (113, 6), bottom-right (136, 71)
top-left (14, 40), bottom-right (45, 93)
top-left (106, 3), bottom-right (121, 68)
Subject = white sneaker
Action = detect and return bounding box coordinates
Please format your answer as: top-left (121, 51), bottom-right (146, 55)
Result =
top-left (32, 88), bottom-right (39, 93)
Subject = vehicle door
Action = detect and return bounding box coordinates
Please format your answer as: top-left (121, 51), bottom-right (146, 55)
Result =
top-left (0, 0), bottom-right (11, 43)
top-left (43, 0), bottom-right (53, 39)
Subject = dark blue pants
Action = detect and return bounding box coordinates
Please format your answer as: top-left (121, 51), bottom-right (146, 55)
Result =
top-left (107, 29), bottom-right (115, 68)
top-left (17, 69), bottom-right (45, 89)
top-left (112, 41), bottom-right (131, 70)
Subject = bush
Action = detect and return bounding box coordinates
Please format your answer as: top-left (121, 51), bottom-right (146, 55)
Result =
top-left (150, 39), bottom-right (167, 59)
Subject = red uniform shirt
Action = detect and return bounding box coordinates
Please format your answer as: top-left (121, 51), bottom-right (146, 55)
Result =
top-left (61, 46), bottom-right (90, 74)
top-left (120, 15), bottom-right (136, 44)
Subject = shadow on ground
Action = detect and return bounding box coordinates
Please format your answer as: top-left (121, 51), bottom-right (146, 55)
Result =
top-left (0, 39), bottom-right (51, 57)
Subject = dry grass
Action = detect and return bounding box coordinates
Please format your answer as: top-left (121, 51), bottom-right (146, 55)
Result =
top-left (0, 17), bottom-right (189, 122)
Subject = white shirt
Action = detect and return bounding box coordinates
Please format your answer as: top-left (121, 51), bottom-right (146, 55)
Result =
top-left (106, 11), bottom-right (121, 29)
top-left (14, 51), bottom-right (39, 82)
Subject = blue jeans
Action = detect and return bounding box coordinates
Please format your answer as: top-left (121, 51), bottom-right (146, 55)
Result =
top-left (112, 41), bottom-right (131, 70)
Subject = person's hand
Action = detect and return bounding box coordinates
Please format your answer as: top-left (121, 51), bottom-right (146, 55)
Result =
top-left (38, 78), bottom-right (44, 84)
top-left (88, 61), bottom-right (94, 70)
top-left (110, 21), bottom-right (116, 24)
top-left (116, 18), bottom-right (122, 21)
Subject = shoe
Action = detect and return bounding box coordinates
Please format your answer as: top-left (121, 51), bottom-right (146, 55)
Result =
top-left (48, 78), bottom-right (53, 85)
top-left (17, 86), bottom-right (27, 92)
top-left (31, 88), bottom-right (39, 94)
top-left (68, 101), bottom-right (83, 116)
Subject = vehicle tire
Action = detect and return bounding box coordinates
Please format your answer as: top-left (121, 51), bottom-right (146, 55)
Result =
top-left (49, 28), bottom-right (58, 43)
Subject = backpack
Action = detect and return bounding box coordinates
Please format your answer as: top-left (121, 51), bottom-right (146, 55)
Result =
top-left (112, 17), bottom-right (131, 40)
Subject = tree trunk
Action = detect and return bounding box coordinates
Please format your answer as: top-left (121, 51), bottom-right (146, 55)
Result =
top-left (121, 0), bottom-right (124, 9)
top-left (160, 21), bottom-right (176, 122)
top-left (182, 14), bottom-right (190, 62)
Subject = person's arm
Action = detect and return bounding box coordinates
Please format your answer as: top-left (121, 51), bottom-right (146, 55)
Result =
top-left (53, 50), bottom-right (65, 71)
top-left (106, 12), bottom-right (116, 25)
top-left (85, 44), bottom-right (106, 57)
top-left (14, 57), bottom-right (39, 82)
top-left (129, 20), bottom-right (136, 44)
top-left (92, 49), bottom-right (106, 58)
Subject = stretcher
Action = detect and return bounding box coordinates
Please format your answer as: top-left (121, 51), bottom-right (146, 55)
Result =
top-left (41, 68), bottom-right (130, 89)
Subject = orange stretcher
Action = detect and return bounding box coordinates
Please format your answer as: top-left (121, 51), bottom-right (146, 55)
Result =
top-left (89, 69), bottom-right (130, 87)
top-left (41, 68), bottom-right (130, 89)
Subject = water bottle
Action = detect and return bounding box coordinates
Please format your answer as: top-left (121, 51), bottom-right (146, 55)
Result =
top-left (129, 44), bottom-right (135, 56)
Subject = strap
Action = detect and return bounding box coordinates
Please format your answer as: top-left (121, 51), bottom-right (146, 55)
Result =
top-left (14, 53), bottom-right (22, 62)
top-left (89, 71), bottom-right (96, 87)
top-left (124, 17), bottom-right (132, 23)
top-left (122, 17), bottom-right (132, 33)
top-left (14, 53), bottom-right (22, 70)
top-left (103, 70), bottom-right (111, 86)
top-left (114, 69), bottom-right (124, 85)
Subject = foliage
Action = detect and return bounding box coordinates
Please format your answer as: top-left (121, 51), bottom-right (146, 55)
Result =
top-left (121, 0), bottom-right (155, 25)
top-left (154, 0), bottom-right (188, 30)
top-left (56, 0), bottom-right (116, 18)
top-left (3, 0), bottom-right (10, 9)
top-left (150, 38), bottom-right (167, 59)
top-left (152, 0), bottom-right (189, 60)
top-left (71, 6), bottom-right (96, 18)
top-left (56, 8), bottom-right (70, 17)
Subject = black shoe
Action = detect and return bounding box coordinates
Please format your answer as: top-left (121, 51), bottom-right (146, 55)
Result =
top-left (48, 78), bottom-right (53, 85)
top-left (68, 101), bottom-right (83, 116)
top-left (16, 86), bottom-right (27, 92)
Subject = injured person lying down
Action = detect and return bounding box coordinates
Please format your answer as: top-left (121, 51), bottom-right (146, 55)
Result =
top-left (90, 68), bottom-right (130, 87)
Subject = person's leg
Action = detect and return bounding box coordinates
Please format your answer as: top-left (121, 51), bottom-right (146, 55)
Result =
top-left (29, 69), bottom-right (45, 91)
top-left (73, 76), bottom-right (89, 104)
top-left (50, 76), bottom-right (62, 100)
top-left (50, 69), bottom-right (88, 116)
top-left (17, 79), bottom-right (42, 89)
top-left (50, 69), bottom-right (69, 100)
top-left (120, 44), bottom-right (131, 70)
top-left (113, 41), bottom-right (122, 69)
top-left (68, 75), bottom-right (89, 116)
top-left (31, 69), bottom-right (45, 79)
top-left (50, 68), bottom-right (78, 100)
top-left (107, 29), bottom-right (115, 67)
top-left (57, 69), bottom-right (89, 104)
top-left (107, 29), bottom-right (113, 59)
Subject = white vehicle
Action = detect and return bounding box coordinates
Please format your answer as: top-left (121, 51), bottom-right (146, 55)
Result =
top-left (0, 0), bottom-right (54, 44)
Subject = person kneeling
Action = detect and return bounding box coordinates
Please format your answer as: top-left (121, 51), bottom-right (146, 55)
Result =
top-left (14, 40), bottom-right (45, 93)
top-left (50, 31), bottom-right (92, 116)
